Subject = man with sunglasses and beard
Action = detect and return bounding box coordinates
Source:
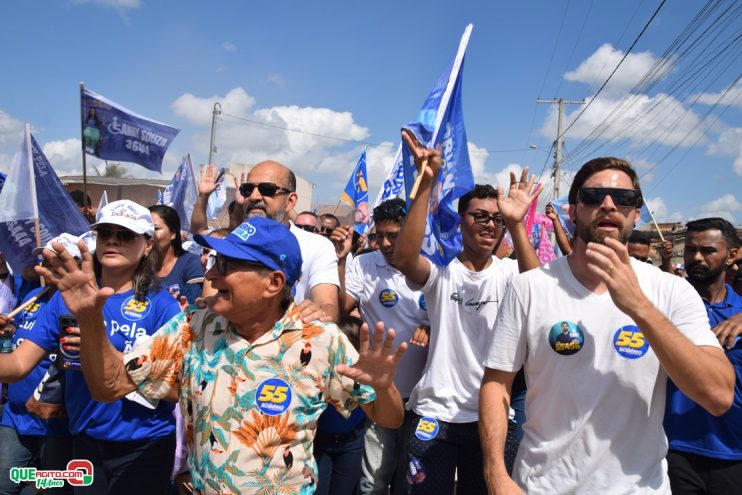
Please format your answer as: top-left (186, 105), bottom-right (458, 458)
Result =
top-left (193, 162), bottom-right (340, 322)
top-left (481, 157), bottom-right (734, 494)
top-left (664, 218), bottom-right (742, 494)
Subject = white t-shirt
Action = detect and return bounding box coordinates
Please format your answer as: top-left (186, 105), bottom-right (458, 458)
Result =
top-left (289, 222), bottom-right (340, 304)
top-left (407, 256), bottom-right (519, 423)
top-left (345, 250), bottom-right (429, 398)
top-left (484, 256), bottom-right (719, 494)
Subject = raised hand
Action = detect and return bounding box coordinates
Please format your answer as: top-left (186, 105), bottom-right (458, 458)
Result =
top-left (198, 164), bottom-right (220, 197)
top-left (337, 321), bottom-right (407, 391)
top-left (496, 167), bottom-right (542, 226)
top-left (34, 241), bottom-right (114, 319)
top-left (585, 237), bottom-right (648, 316)
top-left (401, 129), bottom-right (442, 182)
top-left (330, 225), bottom-right (354, 260)
top-left (545, 202), bottom-right (558, 222)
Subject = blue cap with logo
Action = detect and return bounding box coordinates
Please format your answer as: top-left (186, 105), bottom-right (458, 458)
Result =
top-left (194, 217), bottom-right (302, 286)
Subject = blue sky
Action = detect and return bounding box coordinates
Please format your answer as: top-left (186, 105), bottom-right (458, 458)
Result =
top-left (1, 0), bottom-right (740, 223)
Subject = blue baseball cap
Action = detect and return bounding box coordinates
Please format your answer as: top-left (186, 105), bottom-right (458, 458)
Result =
top-left (194, 218), bottom-right (302, 286)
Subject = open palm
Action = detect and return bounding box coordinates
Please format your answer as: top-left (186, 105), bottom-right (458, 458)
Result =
top-left (497, 167), bottom-right (542, 224)
top-left (337, 322), bottom-right (407, 390)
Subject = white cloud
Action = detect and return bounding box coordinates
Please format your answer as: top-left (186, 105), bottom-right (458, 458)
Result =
top-left (172, 87), bottom-right (256, 126)
top-left (171, 87), bottom-right (370, 177)
top-left (698, 193), bottom-right (742, 223)
top-left (564, 43), bottom-right (667, 94)
top-left (0, 110), bottom-right (24, 147)
top-left (222, 41), bottom-right (237, 53)
top-left (707, 127), bottom-right (742, 176)
top-left (74, 0), bottom-right (140, 8)
top-left (692, 81), bottom-right (742, 109)
top-left (267, 74), bottom-right (286, 87)
top-left (541, 92), bottom-right (706, 147)
top-left (645, 196), bottom-right (684, 223)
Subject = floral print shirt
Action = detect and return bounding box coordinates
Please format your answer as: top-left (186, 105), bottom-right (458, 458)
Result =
top-left (123, 303), bottom-right (375, 494)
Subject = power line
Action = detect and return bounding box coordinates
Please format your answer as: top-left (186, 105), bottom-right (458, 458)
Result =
top-left (557, 0), bottom-right (668, 141)
top-left (219, 110), bottom-right (536, 156)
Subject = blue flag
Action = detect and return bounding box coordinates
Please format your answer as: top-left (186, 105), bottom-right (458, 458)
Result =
top-left (339, 150), bottom-right (370, 234)
top-left (402, 24), bottom-right (475, 266)
top-left (373, 144), bottom-right (404, 211)
top-left (0, 126), bottom-right (89, 274)
top-left (81, 87), bottom-right (180, 173)
top-left (161, 154), bottom-right (198, 231)
top-left (0, 172), bottom-right (6, 193)
top-left (207, 168), bottom-right (227, 220)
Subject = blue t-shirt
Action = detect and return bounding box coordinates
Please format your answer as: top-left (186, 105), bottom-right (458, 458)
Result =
top-left (0, 287), bottom-right (68, 436)
top-left (317, 404), bottom-right (366, 435)
top-left (162, 252), bottom-right (203, 304)
top-left (25, 287), bottom-right (181, 441)
top-left (665, 284), bottom-right (742, 460)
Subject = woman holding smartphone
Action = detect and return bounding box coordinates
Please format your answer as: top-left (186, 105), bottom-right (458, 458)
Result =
top-left (0, 200), bottom-right (180, 495)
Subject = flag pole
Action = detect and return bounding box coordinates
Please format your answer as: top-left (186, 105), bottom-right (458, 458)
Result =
top-left (79, 82), bottom-right (89, 208)
top-left (25, 124), bottom-right (45, 287)
top-left (650, 214), bottom-right (665, 243)
top-left (332, 200), bottom-right (343, 216)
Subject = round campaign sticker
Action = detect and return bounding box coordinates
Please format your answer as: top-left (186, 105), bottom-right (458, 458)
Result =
top-left (120, 296), bottom-right (152, 321)
top-left (613, 325), bottom-right (649, 359)
top-left (414, 417), bottom-right (439, 441)
top-left (548, 321), bottom-right (584, 356)
top-left (418, 294), bottom-right (427, 311)
top-left (255, 378), bottom-right (292, 416)
top-left (379, 289), bottom-right (399, 308)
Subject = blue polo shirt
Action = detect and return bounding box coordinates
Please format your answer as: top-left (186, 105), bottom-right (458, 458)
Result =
top-left (0, 287), bottom-right (68, 436)
top-left (664, 284), bottom-right (742, 460)
top-left (25, 288), bottom-right (180, 442)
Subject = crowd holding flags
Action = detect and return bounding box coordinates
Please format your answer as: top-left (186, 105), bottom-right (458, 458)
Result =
top-left (401, 24), bottom-right (475, 266)
top-left (339, 149), bottom-right (370, 234)
top-left (0, 125), bottom-right (89, 274)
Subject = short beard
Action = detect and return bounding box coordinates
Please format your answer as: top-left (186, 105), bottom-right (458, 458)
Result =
top-left (686, 263), bottom-right (725, 286)
top-left (246, 201), bottom-right (284, 222)
top-left (575, 220), bottom-right (631, 246)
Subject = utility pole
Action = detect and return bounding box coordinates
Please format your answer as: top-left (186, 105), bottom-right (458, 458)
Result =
top-left (537, 98), bottom-right (585, 197)
top-left (208, 102), bottom-right (222, 166)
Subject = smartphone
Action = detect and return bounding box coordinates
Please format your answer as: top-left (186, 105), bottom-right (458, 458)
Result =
top-left (214, 168), bottom-right (226, 184)
top-left (59, 315), bottom-right (81, 371)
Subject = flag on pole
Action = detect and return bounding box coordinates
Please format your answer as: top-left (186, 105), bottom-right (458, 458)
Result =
top-left (81, 87), bottom-right (180, 173)
top-left (339, 150), bottom-right (370, 234)
top-left (0, 126), bottom-right (89, 273)
top-left (373, 144), bottom-right (404, 210)
top-left (97, 190), bottom-right (108, 212)
top-left (207, 168), bottom-right (227, 220)
top-left (161, 154), bottom-right (198, 231)
top-left (401, 24), bottom-right (475, 266)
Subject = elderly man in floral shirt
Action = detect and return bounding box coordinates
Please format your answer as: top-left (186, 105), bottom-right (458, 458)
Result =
top-left (38, 217), bottom-right (406, 495)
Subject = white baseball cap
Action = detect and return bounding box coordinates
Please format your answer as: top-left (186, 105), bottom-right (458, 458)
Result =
top-left (92, 200), bottom-right (154, 236)
top-left (32, 231), bottom-right (97, 260)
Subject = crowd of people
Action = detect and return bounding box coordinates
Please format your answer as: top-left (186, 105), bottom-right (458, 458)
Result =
top-left (0, 138), bottom-right (741, 495)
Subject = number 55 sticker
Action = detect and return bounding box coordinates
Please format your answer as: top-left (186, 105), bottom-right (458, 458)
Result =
top-left (415, 417), bottom-right (439, 441)
top-left (256, 378), bottom-right (293, 415)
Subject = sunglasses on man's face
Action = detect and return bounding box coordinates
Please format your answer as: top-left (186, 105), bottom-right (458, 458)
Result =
top-left (465, 211), bottom-right (506, 228)
top-left (239, 182), bottom-right (294, 198)
top-left (295, 224), bottom-right (319, 234)
top-left (578, 187), bottom-right (642, 208)
top-left (95, 226), bottom-right (140, 243)
top-left (213, 253), bottom-right (266, 276)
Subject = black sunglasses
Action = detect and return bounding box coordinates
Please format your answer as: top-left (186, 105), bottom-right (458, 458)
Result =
top-left (295, 224), bottom-right (319, 234)
top-left (579, 188), bottom-right (642, 208)
top-left (466, 211), bottom-right (506, 228)
top-left (95, 226), bottom-right (141, 243)
top-left (239, 182), bottom-right (294, 198)
top-left (214, 253), bottom-right (266, 276)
